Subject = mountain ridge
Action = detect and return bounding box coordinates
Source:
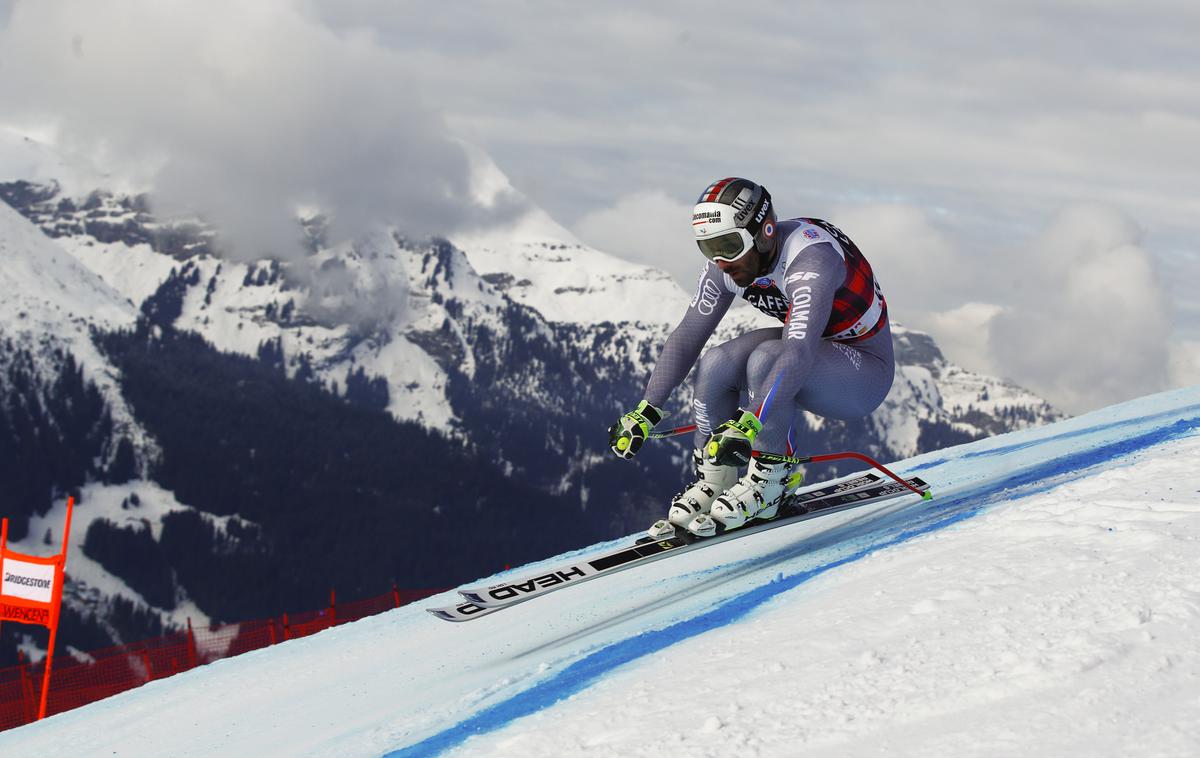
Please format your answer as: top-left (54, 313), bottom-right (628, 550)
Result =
top-left (0, 134), bottom-right (1062, 663)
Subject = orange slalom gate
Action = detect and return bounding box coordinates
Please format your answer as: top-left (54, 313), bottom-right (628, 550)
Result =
top-left (0, 497), bottom-right (74, 722)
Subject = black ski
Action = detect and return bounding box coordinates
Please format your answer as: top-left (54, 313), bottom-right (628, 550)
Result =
top-left (427, 475), bottom-right (929, 622)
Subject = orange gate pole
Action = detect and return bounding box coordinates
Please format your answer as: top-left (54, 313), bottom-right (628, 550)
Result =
top-left (36, 496), bottom-right (74, 720)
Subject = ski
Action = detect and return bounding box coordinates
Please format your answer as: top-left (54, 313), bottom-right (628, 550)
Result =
top-left (426, 474), bottom-right (929, 622)
top-left (468, 471), bottom-right (887, 607)
top-left (466, 473), bottom-right (915, 607)
top-left (792, 471), bottom-right (882, 504)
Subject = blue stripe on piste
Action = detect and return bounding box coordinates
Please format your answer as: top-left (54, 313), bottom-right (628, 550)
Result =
top-left (908, 402), bottom-right (1200, 474)
top-left (961, 402), bottom-right (1200, 461)
top-left (384, 413), bottom-right (1200, 758)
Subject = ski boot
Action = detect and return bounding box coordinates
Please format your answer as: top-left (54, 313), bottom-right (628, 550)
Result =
top-left (708, 456), bottom-right (799, 533)
top-left (646, 448), bottom-right (738, 540)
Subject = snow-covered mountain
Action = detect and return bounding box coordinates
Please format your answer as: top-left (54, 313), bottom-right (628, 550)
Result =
top-left (0, 130), bottom-right (1061, 662)
top-left (1, 384), bottom-right (1195, 756)
top-left (0, 199), bottom-right (264, 641)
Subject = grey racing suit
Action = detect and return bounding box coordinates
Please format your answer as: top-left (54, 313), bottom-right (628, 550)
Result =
top-left (643, 218), bottom-right (894, 454)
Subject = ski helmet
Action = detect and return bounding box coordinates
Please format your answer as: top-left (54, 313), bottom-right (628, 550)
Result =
top-left (691, 178), bottom-right (776, 263)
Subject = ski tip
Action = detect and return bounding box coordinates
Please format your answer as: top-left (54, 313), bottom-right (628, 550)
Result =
top-left (922, 489), bottom-right (934, 501)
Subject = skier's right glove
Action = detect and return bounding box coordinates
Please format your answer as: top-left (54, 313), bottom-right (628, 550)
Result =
top-left (608, 400), bottom-right (664, 460)
top-left (705, 408), bottom-right (762, 467)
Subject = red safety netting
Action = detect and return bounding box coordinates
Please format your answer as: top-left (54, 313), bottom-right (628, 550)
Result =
top-left (0, 586), bottom-right (443, 731)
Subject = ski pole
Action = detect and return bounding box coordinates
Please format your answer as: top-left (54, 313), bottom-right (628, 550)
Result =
top-left (649, 423), bottom-right (930, 500)
top-left (753, 450), bottom-right (931, 499)
top-left (649, 424), bottom-right (697, 439)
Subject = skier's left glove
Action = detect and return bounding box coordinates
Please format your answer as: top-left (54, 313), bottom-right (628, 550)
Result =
top-left (608, 400), bottom-right (664, 460)
top-left (705, 408), bottom-right (761, 467)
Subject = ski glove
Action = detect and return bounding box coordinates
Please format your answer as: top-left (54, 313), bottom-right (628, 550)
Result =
top-left (608, 400), bottom-right (664, 460)
top-left (706, 408), bottom-right (762, 467)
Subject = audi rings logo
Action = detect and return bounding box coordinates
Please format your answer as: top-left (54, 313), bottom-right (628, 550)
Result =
top-left (695, 279), bottom-right (722, 315)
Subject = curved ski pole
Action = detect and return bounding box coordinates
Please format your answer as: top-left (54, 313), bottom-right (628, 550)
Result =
top-left (753, 450), bottom-right (932, 499)
top-left (645, 425), bottom-right (930, 499)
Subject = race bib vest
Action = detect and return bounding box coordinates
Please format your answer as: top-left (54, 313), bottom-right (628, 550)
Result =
top-left (737, 218), bottom-right (887, 343)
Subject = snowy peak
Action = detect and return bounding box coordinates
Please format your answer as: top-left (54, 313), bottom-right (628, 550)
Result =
top-left (891, 322), bottom-right (946, 368)
top-left (461, 142), bottom-right (581, 245)
top-left (453, 230), bottom-right (688, 327)
top-left (453, 147), bottom-right (689, 327)
top-left (0, 153), bottom-right (1063, 454)
top-left (890, 321), bottom-right (1062, 439)
top-left (0, 200), bottom-right (137, 332)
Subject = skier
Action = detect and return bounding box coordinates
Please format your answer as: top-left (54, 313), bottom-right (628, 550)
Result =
top-left (608, 177), bottom-right (895, 537)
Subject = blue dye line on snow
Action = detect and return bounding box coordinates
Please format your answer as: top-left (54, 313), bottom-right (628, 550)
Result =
top-left (908, 456), bottom-right (949, 473)
top-left (962, 402), bottom-right (1200, 461)
top-left (385, 413), bottom-right (1200, 758)
top-left (904, 403), bottom-right (1200, 475)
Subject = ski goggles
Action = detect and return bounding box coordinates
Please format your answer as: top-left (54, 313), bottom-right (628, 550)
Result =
top-left (696, 228), bottom-right (755, 263)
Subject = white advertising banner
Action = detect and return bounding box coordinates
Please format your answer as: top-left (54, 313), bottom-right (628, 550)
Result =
top-left (1, 558), bottom-right (57, 604)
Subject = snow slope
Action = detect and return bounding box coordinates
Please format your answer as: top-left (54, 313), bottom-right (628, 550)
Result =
top-left (1, 385), bottom-right (1196, 756)
top-left (0, 198), bottom-right (144, 457)
top-left (0, 199), bottom-right (136, 346)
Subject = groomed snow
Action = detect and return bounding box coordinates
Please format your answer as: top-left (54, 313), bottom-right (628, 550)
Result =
top-left (444, 425), bottom-right (1200, 758)
top-left (1, 385), bottom-right (1196, 756)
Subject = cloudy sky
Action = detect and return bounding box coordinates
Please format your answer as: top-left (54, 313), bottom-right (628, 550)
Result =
top-left (1, 0), bottom-right (1198, 413)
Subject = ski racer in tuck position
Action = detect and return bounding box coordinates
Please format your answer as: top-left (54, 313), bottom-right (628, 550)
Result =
top-left (609, 177), bottom-right (894, 538)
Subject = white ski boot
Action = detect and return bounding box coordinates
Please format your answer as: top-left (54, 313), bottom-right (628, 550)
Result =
top-left (646, 448), bottom-right (738, 539)
top-left (709, 457), bottom-right (797, 531)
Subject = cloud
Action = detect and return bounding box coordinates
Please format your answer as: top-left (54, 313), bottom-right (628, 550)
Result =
top-left (311, 2), bottom-right (1200, 238)
top-left (829, 204), bottom-right (967, 314)
top-left (821, 201), bottom-right (1176, 413)
top-left (3, 0), bottom-right (1195, 411)
top-left (1169, 341), bottom-right (1200, 390)
top-left (923, 302), bottom-right (1006, 378)
top-left (826, 204), bottom-right (1005, 372)
top-left (573, 189), bottom-right (698, 289)
top-left (982, 204), bottom-right (1170, 413)
top-left (0, 0), bottom-right (515, 260)
top-left (309, 1), bottom-right (1200, 364)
